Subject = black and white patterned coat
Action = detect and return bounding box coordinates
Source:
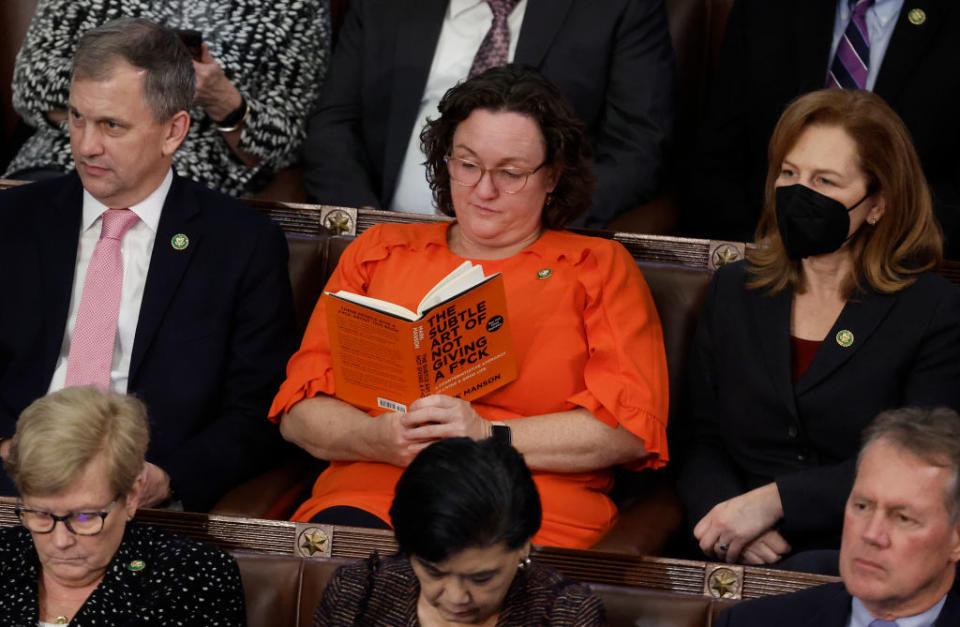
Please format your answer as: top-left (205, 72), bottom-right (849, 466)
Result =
top-left (0, 523), bottom-right (246, 625)
top-left (6, 0), bottom-right (330, 197)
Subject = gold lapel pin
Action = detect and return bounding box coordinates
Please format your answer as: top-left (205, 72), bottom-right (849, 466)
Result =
top-left (171, 233), bottom-right (189, 250)
top-left (908, 8), bottom-right (926, 25)
top-left (536, 268), bottom-right (552, 280)
top-left (127, 559), bottom-right (146, 572)
top-left (836, 329), bottom-right (855, 348)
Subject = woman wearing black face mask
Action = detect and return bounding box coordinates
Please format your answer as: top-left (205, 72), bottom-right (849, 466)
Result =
top-left (676, 89), bottom-right (960, 574)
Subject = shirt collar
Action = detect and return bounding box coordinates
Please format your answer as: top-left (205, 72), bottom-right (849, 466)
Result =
top-left (449, 0), bottom-right (487, 19)
top-left (81, 169), bottom-right (173, 234)
top-left (851, 593), bottom-right (949, 627)
top-left (841, 0), bottom-right (904, 21)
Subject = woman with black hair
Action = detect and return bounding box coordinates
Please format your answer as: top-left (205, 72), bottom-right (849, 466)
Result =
top-left (313, 438), bottom-right (604, 626)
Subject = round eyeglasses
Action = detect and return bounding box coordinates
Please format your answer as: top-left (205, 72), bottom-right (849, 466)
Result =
top-left (444, 156), bottom-right (546, 194)
top-left (16, 496), bottom-right (121, 536)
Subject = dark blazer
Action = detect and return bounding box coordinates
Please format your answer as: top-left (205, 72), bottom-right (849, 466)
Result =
top-left (675, 261), bottom-right (960, 551)
top-left (0, 524), bottom-right (246, 625)
top-left (0, 173), bottom-right (298, 510)
top-left (301, 0), bottom-right (675, 227)
top-left (715, 582), bottom-right (960, 626)
top-left (686, 0), bottom-right (960, 256)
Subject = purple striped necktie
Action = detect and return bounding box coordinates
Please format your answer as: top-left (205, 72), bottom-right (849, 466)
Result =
top-left (867, 621), bottom-right (898, 627)
top-left (64, 208), bottom-right (139, 391)
top-left (827, 0), bottom-right (875, 89)
top-left (469, 0), bottom-right (521, 78)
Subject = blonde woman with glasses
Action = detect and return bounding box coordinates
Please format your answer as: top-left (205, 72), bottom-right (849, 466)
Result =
top-left (0, 386), bottom-right (245, 625)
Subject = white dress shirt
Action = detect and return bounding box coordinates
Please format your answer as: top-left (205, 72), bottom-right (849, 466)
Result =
top-left (48, 170), bottom-right (173, 394)
top-left (389, 0), bottom-right (527, 215)
top-left (829, 0), bottom-right (905, 91)
top-left (847, 593), bottom-right (947, 627)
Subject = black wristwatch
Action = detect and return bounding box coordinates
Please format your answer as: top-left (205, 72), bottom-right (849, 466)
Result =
top-left (491, 422), bottom-right (511, 446)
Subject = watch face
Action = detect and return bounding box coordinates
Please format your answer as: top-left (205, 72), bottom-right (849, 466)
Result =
top-left (491, 424), bottom-right (511, 446)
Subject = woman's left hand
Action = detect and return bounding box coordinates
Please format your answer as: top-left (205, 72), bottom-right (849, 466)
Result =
top-left (400, 395), bottom-right (489, 442)
top-left (193, 44), bottom-right (244, 122)
top-left (693, 483), bottom-right (784, 563)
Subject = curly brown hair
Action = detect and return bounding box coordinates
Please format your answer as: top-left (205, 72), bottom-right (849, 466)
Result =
top-left (420, 65), bottom-right (595, 229)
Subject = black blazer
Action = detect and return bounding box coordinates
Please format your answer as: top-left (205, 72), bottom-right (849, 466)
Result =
top-left (300, 0), bottom-right (675, 227)
top-left (0, 173), bottom-right (298, 510)
top-left (686, 0), bottom-right (960, 256)
top-left (676, 261), bottom-right (960, 550)
top-left (715, 582), bottom-right (960, 626)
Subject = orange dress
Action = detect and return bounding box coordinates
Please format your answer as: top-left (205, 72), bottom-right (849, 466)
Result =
top-left (269, 222), bottom-right (669, 548)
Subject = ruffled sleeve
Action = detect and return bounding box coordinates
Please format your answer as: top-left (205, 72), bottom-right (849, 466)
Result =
top-left (268, 225), bottom-right (395, 421)
top-left (564, 238), bottom-right (670, 470)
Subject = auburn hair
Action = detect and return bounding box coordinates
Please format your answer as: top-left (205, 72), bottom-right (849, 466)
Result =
top-left (747, 89), bottom-right (942, 295)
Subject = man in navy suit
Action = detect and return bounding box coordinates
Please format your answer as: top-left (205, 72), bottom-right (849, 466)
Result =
top-left (301, 0), bottom-right (675, 228)
top-left (0, 18), bottom-right (297, 511)
top-left (716, 407), bottom-right (960, 626)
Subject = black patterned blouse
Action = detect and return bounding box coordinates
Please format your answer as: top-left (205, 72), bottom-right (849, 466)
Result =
top-left (6, 0), bottom-right (330, 197)
top-left (0, 523), bottom-right (246, 625)
top-left (314, 552), bottom-right (605, 626)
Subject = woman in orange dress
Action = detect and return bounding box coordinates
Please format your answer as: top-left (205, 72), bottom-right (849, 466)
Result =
top-left (270, 66), bottom-right (669, 549)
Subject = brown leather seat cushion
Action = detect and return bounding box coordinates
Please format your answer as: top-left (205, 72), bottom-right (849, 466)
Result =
top-left (592, 583), bottom-right (713, 627)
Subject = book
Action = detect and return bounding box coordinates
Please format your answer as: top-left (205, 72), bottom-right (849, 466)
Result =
top-left (325, 261), bottom-right (517, 412)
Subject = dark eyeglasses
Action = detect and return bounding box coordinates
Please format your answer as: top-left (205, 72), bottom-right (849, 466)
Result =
top-left (444, 156), bottom-right (546, 194)
top-left (16, 496), bottom-right (121, 536)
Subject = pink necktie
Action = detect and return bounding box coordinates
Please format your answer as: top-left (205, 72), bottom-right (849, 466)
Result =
top-left (469, 0), bottom-right (521, 78)
top-left (65, 209), bottom-right (139, 391)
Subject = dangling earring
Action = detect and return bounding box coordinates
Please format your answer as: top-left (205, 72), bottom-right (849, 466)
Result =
top-left (518, 556), bottom-right (531, 570)
top-left (544, 193), bottom-right (553, 207)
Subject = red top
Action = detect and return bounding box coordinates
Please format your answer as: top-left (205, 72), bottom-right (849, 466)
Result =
top-left (790, 336), bottom-right (822, 384)
top-left (270, 222), bottom-right (670, 548)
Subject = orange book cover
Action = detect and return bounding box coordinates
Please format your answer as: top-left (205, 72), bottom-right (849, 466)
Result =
top-left (324, 263), bottom-right (516, 412)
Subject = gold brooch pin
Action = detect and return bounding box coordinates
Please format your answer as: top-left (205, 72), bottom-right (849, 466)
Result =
top-left (836, 330), bottom-right (854, 348)
top-left (536, 268), bottom-right (552, 280)
top-left (908, 8), bottom-right (926, 25)
top-left (171, 233), bottom-right (189, 250)
top-left (127, 559), bottom-right (146, 572)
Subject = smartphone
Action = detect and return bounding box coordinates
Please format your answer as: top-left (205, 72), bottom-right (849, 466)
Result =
top-left (175, 29), bottom-right (203, 61)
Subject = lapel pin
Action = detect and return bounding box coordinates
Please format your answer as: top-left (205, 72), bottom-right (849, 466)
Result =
top-left (171, 233), bottom-right (189, 251)
top-left (836, 329), bottom-right (854, 348)
top-left (907, 8), bottom-right (926, 25)
top-left (536, 268), bottom-right (552, 280)
top-left (126, 559), bottom-right (146, 572)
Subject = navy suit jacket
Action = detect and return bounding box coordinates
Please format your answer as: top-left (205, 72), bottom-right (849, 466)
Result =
top-left (686, 0), bottom-right (960, 257)
top-left (301, 0), bottom-right (675, 227)
top-left (0, 173), bottom-right (298, 510)
top-left (715, 582), bottom-right (960, 626)
top-left (675, 261), bottom-right (960, 552)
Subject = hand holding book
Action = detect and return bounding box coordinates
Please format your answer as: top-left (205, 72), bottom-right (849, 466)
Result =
top-left (400, 395), bottom-right (489, 442)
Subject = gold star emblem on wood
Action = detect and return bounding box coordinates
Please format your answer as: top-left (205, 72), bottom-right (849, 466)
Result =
top-left (299, 528), bottom-right (328, 556)
top-left (713, 245), bottom-right (740, 267)
top-left (708, 567), bottom-right (740, 598)
top-left (324, 210), bottom-right (353, 235)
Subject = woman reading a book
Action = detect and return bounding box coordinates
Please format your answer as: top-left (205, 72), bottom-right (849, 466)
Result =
top-left (269, 66), bottom-right (670, 549)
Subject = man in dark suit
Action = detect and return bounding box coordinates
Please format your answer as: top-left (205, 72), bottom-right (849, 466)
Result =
top-left (716, 407), bottom-right (960, 626)
top-left (686, 0), bottom-right (960, 257)
top-left (301, 0), bottom-right (675, 228)
top-left (0, 18), bottom-right (297, 511)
